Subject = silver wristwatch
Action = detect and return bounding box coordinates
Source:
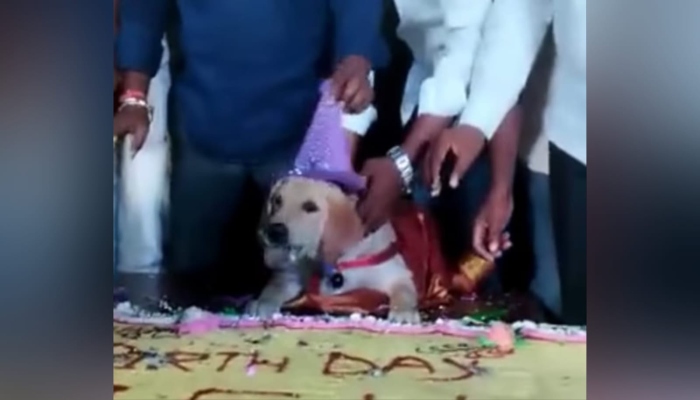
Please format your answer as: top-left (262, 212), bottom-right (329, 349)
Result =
top-left (386, 145), bottom-right (413, 194)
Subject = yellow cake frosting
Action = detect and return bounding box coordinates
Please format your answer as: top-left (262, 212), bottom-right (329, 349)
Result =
top-left (114, 322), bottom-right (585, 400)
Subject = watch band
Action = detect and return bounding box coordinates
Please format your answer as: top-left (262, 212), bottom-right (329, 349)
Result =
top-left (386, 145), bottom-right (413, 194)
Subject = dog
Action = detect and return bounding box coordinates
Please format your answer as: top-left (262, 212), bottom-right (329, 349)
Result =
top-left (246, 176), bottom-right (421, 323)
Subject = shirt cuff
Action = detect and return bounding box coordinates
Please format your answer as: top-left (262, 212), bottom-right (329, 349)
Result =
top-left (342, 105), bottom-right (377, 136)
top-left (417, 76), bottom-right (468, 117)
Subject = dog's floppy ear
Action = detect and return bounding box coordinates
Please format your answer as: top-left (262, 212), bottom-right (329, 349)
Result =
top-left (320, 193), bottom-right (364, 261)
top-left (265, 178), bottom-right (289, 216)
top-left (269, 178), bottom-right (288, 198)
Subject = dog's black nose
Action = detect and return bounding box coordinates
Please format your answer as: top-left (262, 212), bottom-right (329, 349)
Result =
top-left (265, 223), bottom-right (289, 245)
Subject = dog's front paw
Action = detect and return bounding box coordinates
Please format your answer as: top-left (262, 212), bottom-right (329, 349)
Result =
top-left (244, 299), bottom-right (283, 320)
top-left (387, 308), bottom-right (421, 324)
top-left (387, 280), bottom-right (421, 324)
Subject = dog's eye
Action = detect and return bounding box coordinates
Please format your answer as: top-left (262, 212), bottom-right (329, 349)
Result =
top-left (269, 194), bottom-right (283, 215)
top-left (271, 195), bottom-right (282, 207)
top-left (301, 200), bottom-right (319, 213)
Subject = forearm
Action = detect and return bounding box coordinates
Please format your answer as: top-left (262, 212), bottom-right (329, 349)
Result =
top-left (330, 0), bottom-right (388, 68)
top-left (114, 70), bottom-right (121, 93)
top-left (115, 0), bottom-right (168, 78)
top-left (402, 1), bottom-right (492, 161)
top-left (120, 71), bottom-right (150, 94)
top-left (401, 115), bottom-right (453, 161)
top-left (488, 106), bottom-right (522, 196)
top-left (458, 0), bottom-right (552, 140)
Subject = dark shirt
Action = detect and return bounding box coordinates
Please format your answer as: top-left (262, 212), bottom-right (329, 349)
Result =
top-left (116, 0), bottom-right (386, 163)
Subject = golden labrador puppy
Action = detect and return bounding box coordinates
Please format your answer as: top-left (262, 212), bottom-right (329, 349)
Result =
top-left (247, 176), bottom-right (420, 323)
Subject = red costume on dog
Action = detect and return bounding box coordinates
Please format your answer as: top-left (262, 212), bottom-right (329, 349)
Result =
top-left (282, 201), bottom-right (493, 315)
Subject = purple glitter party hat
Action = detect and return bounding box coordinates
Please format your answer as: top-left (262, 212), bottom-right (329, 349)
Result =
top-left (290, 80), bottom-right (365, 192)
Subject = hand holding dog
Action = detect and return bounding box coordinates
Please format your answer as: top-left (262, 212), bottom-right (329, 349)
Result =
top-left (357, 157), bottom-right (404, 233)
top-left (331, 55), bottom-right (373, 113)
top-left (472, 191), bottom-right (513, 261)
top-left (423, 124), bottom-right (485, 195)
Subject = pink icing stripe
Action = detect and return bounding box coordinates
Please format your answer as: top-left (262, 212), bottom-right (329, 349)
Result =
top-left (520, 328), bottom-right (587, 343)
top-left (179, 314), bottom-right (221, 335)
top-left (113, 311), bottom-right (586, 343)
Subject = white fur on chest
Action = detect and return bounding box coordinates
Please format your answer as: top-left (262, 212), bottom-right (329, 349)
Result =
top-left (318, 224), bottom-right (413, 296)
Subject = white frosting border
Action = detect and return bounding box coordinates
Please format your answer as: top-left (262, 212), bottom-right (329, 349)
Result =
top-left (113, 302), bottom-right (586, 343)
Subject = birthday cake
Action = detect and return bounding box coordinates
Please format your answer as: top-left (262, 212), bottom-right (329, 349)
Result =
top-left (114, 303), bottom-right (586, 400)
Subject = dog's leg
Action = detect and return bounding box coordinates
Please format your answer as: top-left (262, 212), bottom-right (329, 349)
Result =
top-left (387, 278), bottom-right (421, 324)
top-left (245, 270), bottom-right (301, 319)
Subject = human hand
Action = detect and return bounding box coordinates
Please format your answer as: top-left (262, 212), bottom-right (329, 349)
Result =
top-left (331, 55), bottom-right (373, 113)
top-left (113, 105), bottom-right (150, 153)
top-left (472, 191), bottom-right (514, 261)
top-left (423, 125), bottom-right (486, 196)
top-left (357, 157), bottom-right (404, 233)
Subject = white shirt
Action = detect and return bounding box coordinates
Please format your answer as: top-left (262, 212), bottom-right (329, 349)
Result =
top-left (459, 0), bottom-right (587, 164)
top-left (395, 0), bottom-right (492, 126)
top-left (520, 29), bottom-right (556, 175)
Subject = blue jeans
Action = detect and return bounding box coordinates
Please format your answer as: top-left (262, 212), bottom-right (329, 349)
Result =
top-left (549, 144), bottom-right (586, 324)
top-left (527, 170), bottom-right (561, 316)
top-left (164, 122), bottom-right (294, 305)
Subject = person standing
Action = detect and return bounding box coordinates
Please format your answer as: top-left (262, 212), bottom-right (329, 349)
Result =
top-left (114, 38), bottom-right (170, 299)
top-left (359, 0), bottom-right (521, 275)
top-left (113, 0), bottom-right (171, 290)
top-left (114, 0), bottom-right (385, 309)
top-left (458, 0), bottom-right (587, 324)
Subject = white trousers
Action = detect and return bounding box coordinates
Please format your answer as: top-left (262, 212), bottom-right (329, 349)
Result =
top-left (115, 44), bottom-right (170, 274)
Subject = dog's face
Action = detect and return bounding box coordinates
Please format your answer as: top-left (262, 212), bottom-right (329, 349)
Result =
top-left (259, 177), bottom-right (364, 261)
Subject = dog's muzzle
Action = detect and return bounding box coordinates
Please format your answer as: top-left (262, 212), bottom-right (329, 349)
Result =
top-left (261, 222), bottom-right (289, 246)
